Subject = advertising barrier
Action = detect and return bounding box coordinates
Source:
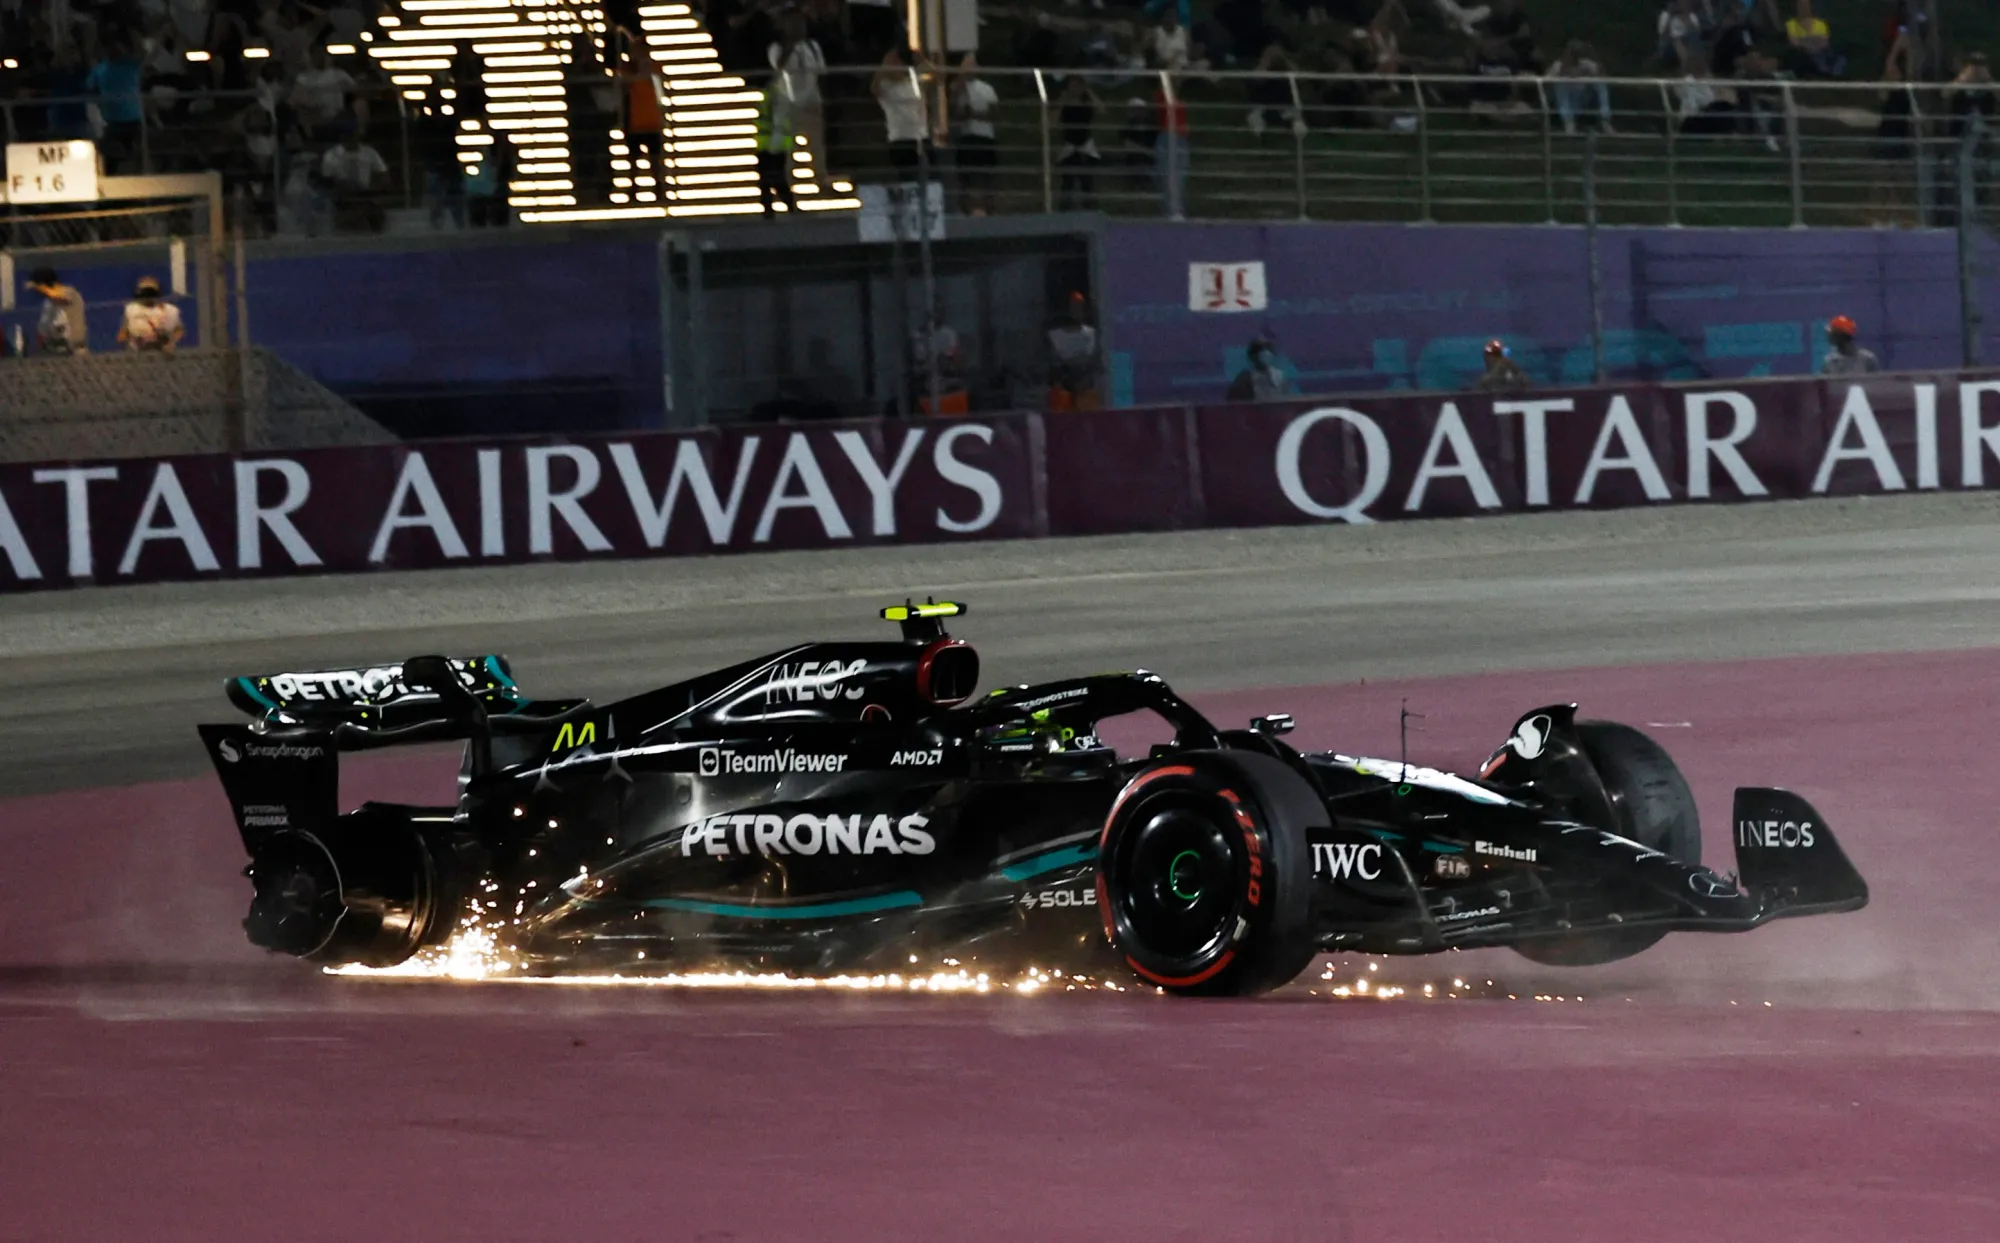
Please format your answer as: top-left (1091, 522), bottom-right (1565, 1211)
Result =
top-left (2, 371), bottom-right (1997, 591)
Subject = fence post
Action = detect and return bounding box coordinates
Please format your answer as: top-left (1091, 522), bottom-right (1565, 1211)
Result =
top-left (1782, 80), bottom-right (1803, 227)
top-left (1415, 84), bottom-right (1431, 223)
top-left (1959, 120), bottom-right (1983, 367)
top-left (1911, 83), bottom-right (1929, 227)
top-left (139, 103), bottom-right (152, 174)
top-left (1536, 75), bottom-right (1553, 224)
top-left (1658, 81), bottom-right (1678, 226)
top-left (1033, 69), bottom-right (1052, 214)
top-left (397, 93), bottom-right (414, 210)
top-left (1289, 72), bottom-right (1307, 219)
top-left (1585, 132), bottom-right (1605, 384)
top-left (1162, 70), bottom-right (1183, 220)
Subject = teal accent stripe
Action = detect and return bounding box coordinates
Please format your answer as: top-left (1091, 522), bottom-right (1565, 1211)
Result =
top-left (235, 677), bottom-right (279, 710)
top-left (1425, 842), bottom-right (1464, 854)
top-left (633, 891), bottom-right (924, 920)
top-left (1000, 843), bottom-right (1095, 882)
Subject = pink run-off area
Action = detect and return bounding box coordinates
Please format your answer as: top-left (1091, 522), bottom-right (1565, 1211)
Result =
top-left (4, 648), bottom-right (1999, 1241)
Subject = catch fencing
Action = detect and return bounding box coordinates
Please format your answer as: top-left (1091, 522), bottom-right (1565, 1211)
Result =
top-left (0, 369), bottom-right (1992, 591)
top-left (9, 70), bottom-right (2000, 232)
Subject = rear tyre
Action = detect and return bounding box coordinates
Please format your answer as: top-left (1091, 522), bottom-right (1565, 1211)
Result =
top-left (1097, 751), bottom-right (1321, 996)
top-left (1512, 720), bottom-right (1700, 967)
top-left (243, 816), bottom-right (440, 968)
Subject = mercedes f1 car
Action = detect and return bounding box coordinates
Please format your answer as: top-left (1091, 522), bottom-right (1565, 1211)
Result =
top-left (200, 602), bottom-right (1867, 995)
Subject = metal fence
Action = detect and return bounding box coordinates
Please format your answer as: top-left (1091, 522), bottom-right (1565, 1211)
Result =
top-left (5, 67), bottom-right (1998, 232)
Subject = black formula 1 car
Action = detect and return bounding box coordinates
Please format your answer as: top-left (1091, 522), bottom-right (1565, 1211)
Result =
top-left (200, 602), bottom-right (1867, 995)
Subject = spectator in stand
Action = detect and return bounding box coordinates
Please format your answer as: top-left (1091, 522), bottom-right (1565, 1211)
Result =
top-left (290, 44), bottom-right (356, 141)
top-left (1046, 292), bottom-right (1102, 411)
top-left (1676, 63), bottom-right (1738, 137)
top-left (754, 85), bottom-right (797, 210)
top-left (1483, 0), bottom-right (1536, 69)
top-left (873, 44), bottom-right (931, 182)
top-left (27, 269), bottom-right (88, 356)
top-left (1477, 339), bottom-right (1528, 392)
top-left (1154, 77), bottom-right (1188, 218)
top-left (1055, 74), bottom-right (1101, 209)
top-left (119, 277), bottom-right (186, 354)
top-left (1428, 0), bottom-right (1490, 40)
top-left (1115, 96), bottom-right (1158, 192)
top-left (950, 54), bottom-right (999, 216)
top-left (1784, 0), bottom-right (1845, 78)
top-left (256, 0), bottom-right (323, 72)
top-left (1467, 33), bottom-right (1531, 118)
top-left (1146, 11), bottom-right (1192, 71)
top-left (1819, 315), bottom-right (1879, 374)
top-left (1658, 0), bottom-right (1710, 71)
top-left (1872, 31), bottom-right (1917, 226)
top-left (1711, 5), bottom-right (1756, 78)
top-left (1246, 41), bottom-right (1301, 136)
top-left (1227, 338), bottom-right (1293, 400)
top-left (232, 104), bottom-right (284, 232)
top-left (320, 129), bottom-right (389, 231)
top-left (1947, 52), bottom-right (1997, 140)
top-left (845, 0), bottom-right (898, 63)
top-left (1551, 40), bottom-right (1613, 135)
top-left (768, 13), bottom-right (826, 182)
top-left (86, 35), bottom-right (146, 172)
top-left (42, 46), bottom-right (96, 141)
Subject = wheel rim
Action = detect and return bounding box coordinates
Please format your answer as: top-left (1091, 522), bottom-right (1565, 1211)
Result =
top-left (1111, 795), bottom-right (1243, 968)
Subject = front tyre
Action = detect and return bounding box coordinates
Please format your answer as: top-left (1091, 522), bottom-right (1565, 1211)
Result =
top-left (1097, 751), bottom-right (1321, 996)
top-left (1513, 720), bottom-right (1701, 967)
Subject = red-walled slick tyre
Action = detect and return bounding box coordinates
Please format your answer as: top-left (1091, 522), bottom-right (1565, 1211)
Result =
top-left (1097, 751), bottom-right (1321, 996)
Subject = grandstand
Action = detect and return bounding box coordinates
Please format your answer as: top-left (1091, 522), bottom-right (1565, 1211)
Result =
top-left (0, 0), bottom-right (1993, 232)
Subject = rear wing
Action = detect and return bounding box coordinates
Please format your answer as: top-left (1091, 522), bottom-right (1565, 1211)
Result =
top-left (226, 655), bottom-right (531, 733)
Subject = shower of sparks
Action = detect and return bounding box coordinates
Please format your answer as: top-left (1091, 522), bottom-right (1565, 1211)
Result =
top-left (324, 910), bottom-right (1129, 993)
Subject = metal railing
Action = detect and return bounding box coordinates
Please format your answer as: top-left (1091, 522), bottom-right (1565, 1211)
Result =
top-left (6, 68), bottom-right (1998, 233)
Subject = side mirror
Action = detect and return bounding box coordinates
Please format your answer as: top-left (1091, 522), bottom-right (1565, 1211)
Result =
top-left (1249, 713), bottom-right (1295, 737)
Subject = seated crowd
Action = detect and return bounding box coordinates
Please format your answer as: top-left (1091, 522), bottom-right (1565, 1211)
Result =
top-left (0, 0), bottom-right (1993, 233)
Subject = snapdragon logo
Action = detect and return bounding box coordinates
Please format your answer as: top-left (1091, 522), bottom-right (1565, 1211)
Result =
top-left (227, 741), bottom-right (327, 762)
top-left (680, 811), bottom-right (934, 857)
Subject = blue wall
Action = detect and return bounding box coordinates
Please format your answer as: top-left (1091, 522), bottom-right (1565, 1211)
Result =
top-left (1102, 222), bottom-right (2000, 406)
top-left (22, 222), bottom-right (1985, 430)
top-left (249, 237), bottom-right (664, 436)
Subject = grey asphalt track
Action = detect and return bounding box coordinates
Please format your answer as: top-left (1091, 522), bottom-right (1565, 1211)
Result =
top-left (2, 490), bottom-right (1998, 798)
top-left (8, 494), bottom-right (2000, 1242)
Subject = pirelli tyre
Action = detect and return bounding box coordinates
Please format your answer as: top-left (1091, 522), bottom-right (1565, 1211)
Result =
top-left (1097, 751), bottom-right (1320, 997)
top-left (1513, 720), bottom-right (1702, 967)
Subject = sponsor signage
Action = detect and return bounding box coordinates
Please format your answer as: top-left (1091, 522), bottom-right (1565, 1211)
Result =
top-left (3, 372), bottom-right (2000, 593)
top-left (4, 140), bottom-right (99, 204)
top-left (1736, 819), bottom-right (1817, 848)
top-left (1312, 841), bottom-right (1383, 881)
top-left (1188, 261), bottom-right (1267, 313)
top-left (679, 811), bottom-right (935, 857)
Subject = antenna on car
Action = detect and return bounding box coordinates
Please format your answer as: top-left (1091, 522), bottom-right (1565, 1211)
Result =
top-left (1396, 698), bottom-right (1425, 796)
top-left (880, 597), bottom-right (965, 643)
